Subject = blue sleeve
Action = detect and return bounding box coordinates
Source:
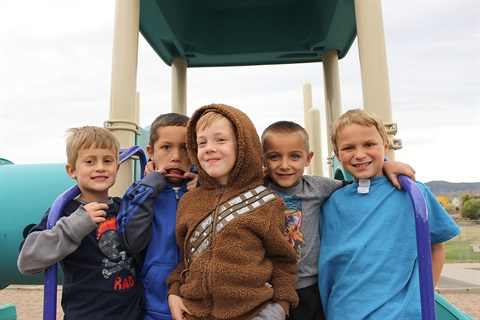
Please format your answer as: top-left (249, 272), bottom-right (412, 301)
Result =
top-left (418, 183), bottom-right (461, 244)
top-left (117, 171), bottom-right (166, 254)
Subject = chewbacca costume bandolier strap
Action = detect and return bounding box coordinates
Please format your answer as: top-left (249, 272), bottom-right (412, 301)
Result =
top-left (185, 185), bottom-right (278, 266)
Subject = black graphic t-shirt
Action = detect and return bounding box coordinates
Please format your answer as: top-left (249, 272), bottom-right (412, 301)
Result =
top-left (57, 199), bottom-right (144, 319)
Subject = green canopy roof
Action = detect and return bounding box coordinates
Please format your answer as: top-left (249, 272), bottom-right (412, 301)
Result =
top-left (140, 0), bottom-right (357, 67)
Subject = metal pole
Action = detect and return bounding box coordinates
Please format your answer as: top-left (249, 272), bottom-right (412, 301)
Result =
top-left (303, 83), bottom-right (313, 175)
top-left (321, 50), bottom-right (342, 178)
top-left (354, 0), bottom-right (396, 160)
top-left (171, 58), bottom-right (188, 115)
top-left (108, 0), bottom-right (140, 196)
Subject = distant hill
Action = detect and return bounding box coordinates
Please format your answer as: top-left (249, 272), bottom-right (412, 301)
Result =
top-left (425, 181), bottom-right (480, 199)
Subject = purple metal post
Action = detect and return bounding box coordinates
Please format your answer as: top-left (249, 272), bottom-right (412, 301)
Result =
top-left (398, 175), bottom-right (436, 320)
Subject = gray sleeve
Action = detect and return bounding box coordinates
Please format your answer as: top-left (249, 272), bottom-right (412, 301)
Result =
top-left (117, 172), bottom-right (166, 254)
top-left (17, 207), bottom-right (96, 274)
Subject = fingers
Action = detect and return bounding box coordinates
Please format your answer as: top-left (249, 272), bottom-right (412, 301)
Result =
top-left (184, 172), bottom-right (197, 180)
top-left (406, 165), bottom-right (416, 181)
top-left (156, 167), bottom-right (167, 175)
top-left (185, 172), bottom-right (198, 191)
top-left (83, 202), bottom-right (108, 223)
top-left (145, 161), bottom-right (156, 176)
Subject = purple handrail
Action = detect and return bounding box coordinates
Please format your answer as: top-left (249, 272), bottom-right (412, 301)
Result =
top-left (398, 175), bottom-right (436, 320)
top-left (43, 146), bottom-right (146, 320)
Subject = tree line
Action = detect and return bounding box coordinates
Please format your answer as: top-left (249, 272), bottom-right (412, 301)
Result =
top-left (436, 194), bottom-right (480, 220)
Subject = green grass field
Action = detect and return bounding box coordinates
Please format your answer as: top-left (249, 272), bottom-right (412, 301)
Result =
top-left (444, 223), bottom-right (480, 262)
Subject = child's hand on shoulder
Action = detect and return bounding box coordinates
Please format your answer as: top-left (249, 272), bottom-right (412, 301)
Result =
top-left (185, 172), bottom-right (198, 190)
top-left (383, 160), bottom-right (416, 189)
top-left (83, 202), bottom-right (108, 224)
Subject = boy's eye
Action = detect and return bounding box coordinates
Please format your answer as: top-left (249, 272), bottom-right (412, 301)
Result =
top-left (268, 154), bottom-right (280, 160)
top-left (290, 153), bottom-right (301, 159)
top-left (104, 159), bottom-right (113, 164)
top-left (161, 145), bottom-right (171, 151)
top-left (86, 159), bottom-right (95, 164)
top-left (342, 146), bottom-right (354, 151)
top-left (197, 140), bottom-right (206, 147)
top-left (365, 143), bottom-right (375, 148)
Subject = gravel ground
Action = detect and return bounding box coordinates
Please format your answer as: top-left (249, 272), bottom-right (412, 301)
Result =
top-left (1, 286), bottom-right (479, 320)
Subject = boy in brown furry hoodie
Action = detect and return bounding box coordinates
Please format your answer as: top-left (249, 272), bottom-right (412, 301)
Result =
top-left (167, 104), bottom-right (298, 320)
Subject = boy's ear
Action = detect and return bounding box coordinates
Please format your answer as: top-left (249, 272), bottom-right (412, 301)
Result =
top-left (146, 145), bottom-right (154, 159)
top-left (305, 151), bottom-right (314, 167)
top-left (334, 149), bottom-right (340, 160)
top-left (65, 164), bottom-right (76, 179)
top-left (383, 139), bottom-right (390, 154)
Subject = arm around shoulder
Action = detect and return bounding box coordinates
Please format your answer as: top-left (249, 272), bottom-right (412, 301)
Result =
top-left (18, 207), bottom-right (96, 274)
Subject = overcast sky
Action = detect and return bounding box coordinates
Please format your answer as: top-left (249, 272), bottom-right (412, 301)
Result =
top-left (1, 1), bottom-right (479, 183)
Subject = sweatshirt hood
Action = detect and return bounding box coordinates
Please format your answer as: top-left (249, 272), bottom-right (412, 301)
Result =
top-left (186, 103), bottom-right (264, 191)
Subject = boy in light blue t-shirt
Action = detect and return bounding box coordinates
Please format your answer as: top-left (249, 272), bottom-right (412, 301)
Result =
top-left (319, 109), bottom-right (460, 319)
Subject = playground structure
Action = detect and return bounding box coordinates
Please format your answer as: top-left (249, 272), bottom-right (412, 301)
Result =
top-left (0, 0), bottom-right (474, 319)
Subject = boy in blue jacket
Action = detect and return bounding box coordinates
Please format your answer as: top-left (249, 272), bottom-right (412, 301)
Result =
top-left (117, 113), bottom-right (197, 320)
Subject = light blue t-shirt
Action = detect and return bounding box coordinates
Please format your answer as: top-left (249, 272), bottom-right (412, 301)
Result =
top-left (319, 176), bottom-right (460, 319)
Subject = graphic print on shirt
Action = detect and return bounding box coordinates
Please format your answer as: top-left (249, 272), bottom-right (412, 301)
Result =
top-left (282, 195), bottom-right (305, 262)
top-left (96, 218), bottom-right (136, 288)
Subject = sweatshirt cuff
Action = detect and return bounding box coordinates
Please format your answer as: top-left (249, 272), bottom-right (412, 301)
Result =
top-left (64, 207), bottom-right (97, 242)
top-left (140, 171), bottom-right (167, 195)
top-left (168, 281), bottom-right (182, 297)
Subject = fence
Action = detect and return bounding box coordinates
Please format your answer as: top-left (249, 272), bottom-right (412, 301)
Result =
top-left (445, 220), bottom-right (480, 262)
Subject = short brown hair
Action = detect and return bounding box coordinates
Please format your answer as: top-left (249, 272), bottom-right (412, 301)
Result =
top-left (261, 121), bottom-right (309, 153)
top-left (65, 126), bottom-right (120, 169)
top-left (149, 113), bottom-right (189, 147)
top-left (330, 109), bottom-right (388, 151)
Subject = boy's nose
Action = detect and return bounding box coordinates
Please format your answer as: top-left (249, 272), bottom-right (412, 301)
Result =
top-left (171, 149), bottom-right (182, 161)
top-left (354, 149), bottom-right (366, 159)
top-left (280, 159), bottom-right (290, 169)
top-left (205, 142), bottom-right (216, 153)
top-left (95, 163), bottom-right (106, 171)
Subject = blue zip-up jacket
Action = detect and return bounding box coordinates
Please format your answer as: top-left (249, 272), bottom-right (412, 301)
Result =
top-left (118, 171), bottom-right (189, 320)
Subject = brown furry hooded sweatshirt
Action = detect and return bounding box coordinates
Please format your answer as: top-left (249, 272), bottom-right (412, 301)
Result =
top-left (167, 104), bottom-right (298, 319)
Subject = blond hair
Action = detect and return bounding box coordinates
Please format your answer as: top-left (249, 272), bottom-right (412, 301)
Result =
top-left (196, 110), bottom-right (234, 132)
top-left (65, 126), bottom-right (120, 169)
top-left (261, 121), bottom-right (309, 153)
top-left (330, 109), bottom-right (388, 151)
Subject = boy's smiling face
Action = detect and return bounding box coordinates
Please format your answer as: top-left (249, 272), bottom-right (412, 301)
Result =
top-left (264, 131), bottom-right (313, 188)
top-left (196, 117), bottom-right (238, 185)
top-left (335, 123), bottom-right (389, 180)
top-left (146, 126), bottom-right (192, 187)
top-left (66, 147), bottom-right (119, 202)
